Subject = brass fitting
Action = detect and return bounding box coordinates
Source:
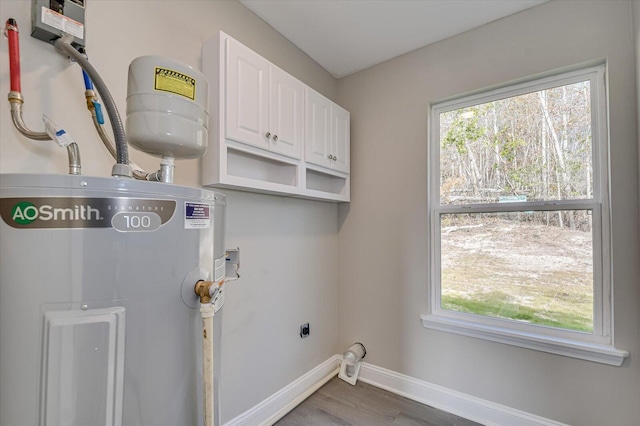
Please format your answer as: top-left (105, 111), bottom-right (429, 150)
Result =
top-left (194, 280), bottom-right (215, 304)
top-left (8, 91), bottom-right (23, 104)
top-left (84, 90), bottom-right (96, 110)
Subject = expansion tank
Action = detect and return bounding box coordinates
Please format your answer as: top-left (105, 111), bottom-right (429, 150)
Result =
top-left (0, 173), bottom-right (226, 426)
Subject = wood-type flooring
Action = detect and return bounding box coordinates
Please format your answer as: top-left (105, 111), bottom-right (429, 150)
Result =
top-left (275, 377), bottom-right (482, 426)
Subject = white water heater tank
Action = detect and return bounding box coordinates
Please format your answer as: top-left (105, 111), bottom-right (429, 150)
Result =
top-left (0, 174), bottom-right (226, 426)
top-left (126, 56), bottom-right (209, 159)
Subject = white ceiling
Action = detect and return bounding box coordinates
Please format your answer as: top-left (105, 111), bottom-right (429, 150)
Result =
top-left (241, 0), bottom-right (548, 78)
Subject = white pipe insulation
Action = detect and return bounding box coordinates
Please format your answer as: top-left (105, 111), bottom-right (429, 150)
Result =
top-left (200, 303), bottom-right (215, 426)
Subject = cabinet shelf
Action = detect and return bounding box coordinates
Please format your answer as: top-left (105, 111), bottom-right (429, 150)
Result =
top-left (227, 147), bottom-right (298, 187)
top-left (305, 169), bottom-right (347, 197)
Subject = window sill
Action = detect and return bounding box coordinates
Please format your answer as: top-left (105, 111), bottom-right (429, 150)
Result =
top-left (420, 314), bottom-right (628, 366)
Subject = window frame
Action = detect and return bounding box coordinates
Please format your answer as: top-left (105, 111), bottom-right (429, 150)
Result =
top-left (421, 64), bottom-right (628, 365)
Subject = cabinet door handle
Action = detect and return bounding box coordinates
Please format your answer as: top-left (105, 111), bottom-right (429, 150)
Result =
top-left (327, 154), bottom-right (332, 159)
top-left (265, 132), bottom-right (271, 139)
top-left (333, 155), bottom-right (337, 161)
top-left (273, 135), bottom-right (278, 142)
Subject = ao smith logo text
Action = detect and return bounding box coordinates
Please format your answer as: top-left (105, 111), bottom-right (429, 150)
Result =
top-left (0, 197), bottom-right (176, 229)
top-left (11, 201), bottom-right (102, 225)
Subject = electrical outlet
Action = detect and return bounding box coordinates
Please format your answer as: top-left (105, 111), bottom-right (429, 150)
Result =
top-left (300, 322), bottom-right (310, 338)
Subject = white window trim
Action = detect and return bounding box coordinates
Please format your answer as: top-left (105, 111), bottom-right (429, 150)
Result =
top-left (422, 64), bottom-right (628, 366)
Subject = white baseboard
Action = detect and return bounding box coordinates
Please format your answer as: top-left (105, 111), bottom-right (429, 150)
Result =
top-left (224, 355), bottom-right (567, 426)
top-left (358, 362), bottom-right (569, 426)
top-left (224, 355), bottom-right (341, 426)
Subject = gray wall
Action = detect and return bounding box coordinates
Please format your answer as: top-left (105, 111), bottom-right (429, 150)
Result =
top-left (336, 1), bottom-right (640, 425)
top-left (0, 0), bottom-right (339, 422)
top-left (2, 0), bottom-right (639, 424)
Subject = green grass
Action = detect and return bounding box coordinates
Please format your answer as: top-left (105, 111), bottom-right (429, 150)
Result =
top-left (441, 250), bottom-right (594, 333)
top-left (442, 292), bottom-right (593, 332)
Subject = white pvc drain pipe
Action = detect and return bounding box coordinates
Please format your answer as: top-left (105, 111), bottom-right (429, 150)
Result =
top-left (200, 302), bottom-right (215, 426)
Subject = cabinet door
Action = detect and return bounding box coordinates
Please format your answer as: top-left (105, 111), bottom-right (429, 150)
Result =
top-left (226, 38), bottom-right (270, 150)
top-left (331, 105), bottom-right (350, 173)
top-left (304, 88), bottom-right (332, 169)
top-left (269, 66), bottom-right (304, 159)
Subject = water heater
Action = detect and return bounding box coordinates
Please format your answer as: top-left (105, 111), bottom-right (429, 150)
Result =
top-left (0, 174), bottom-right (226, 426)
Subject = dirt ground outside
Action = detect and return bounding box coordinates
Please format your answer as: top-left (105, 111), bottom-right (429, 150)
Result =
top-left (440, 216), bottom-right (593, 331)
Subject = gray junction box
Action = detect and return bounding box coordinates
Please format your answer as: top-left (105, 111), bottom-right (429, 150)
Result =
top-left (32, 0), bottom-right (86, 47)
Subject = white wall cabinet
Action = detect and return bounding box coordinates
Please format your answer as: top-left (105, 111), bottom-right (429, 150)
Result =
top-left (331, 104), bottom-right (350, 173)
top-left (269, 66), bottom-right (304, 159)
top-left (226, 38), bottom-right (303, 160)
top-left (305, 89), bottom-right (350, 174)
top-left (305, 88), bottom-right (332, 169)
top-left (202, 32), bottom-right (350, 202)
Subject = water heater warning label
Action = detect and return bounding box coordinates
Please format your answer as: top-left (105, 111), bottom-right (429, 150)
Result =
top-left (41, 7), bottom-right (84, 40)
top-left (154, 67), bottom-right (196, 100)
top-left (185, 202), bottom-right (210, 229)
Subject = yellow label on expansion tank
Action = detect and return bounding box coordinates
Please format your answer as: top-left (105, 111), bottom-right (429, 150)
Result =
top-left (154, 67), bottom-right (196, 100)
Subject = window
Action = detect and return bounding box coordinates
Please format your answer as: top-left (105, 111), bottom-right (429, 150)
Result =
top-left (422, 65), bottom-right (628, 365)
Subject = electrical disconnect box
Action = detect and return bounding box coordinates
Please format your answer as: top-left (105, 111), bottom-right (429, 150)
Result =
top-left (31, 0), bottom-right (86, 47)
